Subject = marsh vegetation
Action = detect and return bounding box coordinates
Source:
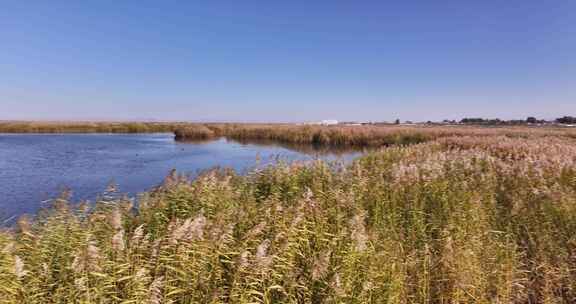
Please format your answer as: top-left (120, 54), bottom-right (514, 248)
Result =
top-left (175, 123), bottom-right (576, 146)
top-left (1, 126), bottom-right (576, 303)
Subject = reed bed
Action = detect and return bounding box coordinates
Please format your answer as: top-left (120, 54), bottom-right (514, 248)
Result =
top-left (0, 121), bottom-right (187, 133)
top-left (1, 134), bottom-right (576, 303)
top-left (175, 124), bottom-right (576, 148)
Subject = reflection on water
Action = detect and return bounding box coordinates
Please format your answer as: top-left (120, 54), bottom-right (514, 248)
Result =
top-left (177, 137), bottom-right (368, 156)
top-left (0, 133), bottom-right (362, 219)
top-left (224, 138), bottom-right (368, 156)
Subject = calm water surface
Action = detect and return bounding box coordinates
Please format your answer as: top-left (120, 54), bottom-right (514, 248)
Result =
top-left (0, 133), bottom-right (361, 219)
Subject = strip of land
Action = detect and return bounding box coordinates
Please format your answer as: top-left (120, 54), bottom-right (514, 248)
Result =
top-left (0, 121), bottom-right (185, 133)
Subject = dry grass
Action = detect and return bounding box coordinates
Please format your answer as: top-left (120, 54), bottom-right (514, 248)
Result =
top-left (1, 130), bottom-right (576, 303)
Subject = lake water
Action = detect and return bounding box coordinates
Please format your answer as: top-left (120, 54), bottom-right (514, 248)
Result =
top-left (0, 133), bottom-right (361, 220)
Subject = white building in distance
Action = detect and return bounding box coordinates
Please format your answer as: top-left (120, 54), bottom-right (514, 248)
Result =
top-left (320, 120), bottom-right (338, 125)
top-left (300, 120), bottom-right (339, 126)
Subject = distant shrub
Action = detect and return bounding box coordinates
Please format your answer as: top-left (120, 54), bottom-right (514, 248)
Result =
top-left (174, 124), bottom-right (216, 140)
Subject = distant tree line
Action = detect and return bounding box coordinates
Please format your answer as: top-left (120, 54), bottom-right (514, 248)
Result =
top-left (457, 116), bottom-right (576, 125)
top-left (555, 116), bottom-right (576, 124)
top-left (361, 116), bottom-right (576, 126)
top-left (459, 118), bottom-right (543, 125)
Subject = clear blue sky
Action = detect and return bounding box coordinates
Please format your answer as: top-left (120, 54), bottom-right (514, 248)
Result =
top-left (1, 1), bottom-right (574, 122)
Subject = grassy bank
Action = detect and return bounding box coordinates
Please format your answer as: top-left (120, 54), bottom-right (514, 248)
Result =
top-left (1, 134), bottom-right (575, 303)
top-left (0, 121), bottom-right (188, 133)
